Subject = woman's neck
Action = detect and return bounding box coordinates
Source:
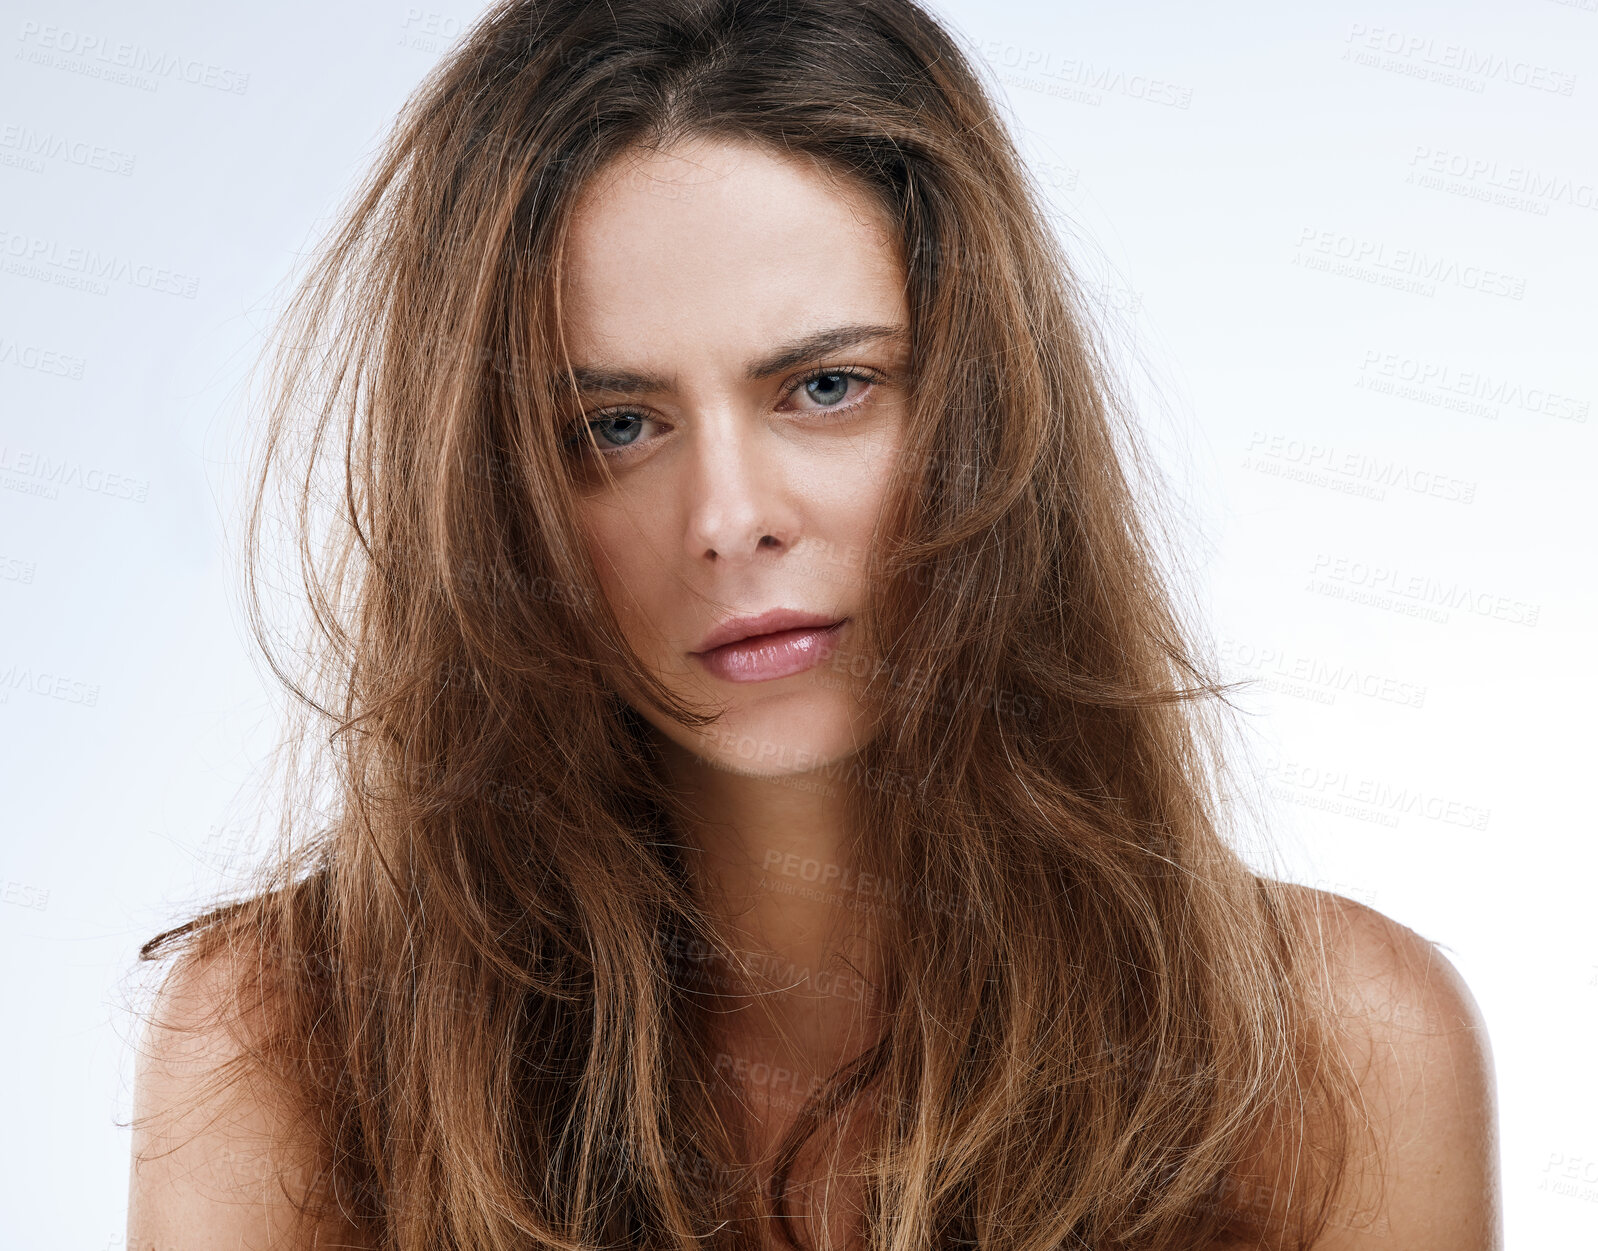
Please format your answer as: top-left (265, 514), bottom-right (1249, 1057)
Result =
top-left (654, 733), bottom-right (886, 1082)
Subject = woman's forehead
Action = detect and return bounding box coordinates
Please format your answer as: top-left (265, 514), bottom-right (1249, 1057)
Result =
top-left (557, 139), bottom-right (906, 353)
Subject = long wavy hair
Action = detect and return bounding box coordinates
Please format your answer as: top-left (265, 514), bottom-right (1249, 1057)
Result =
top-left (132, 1), bottom-right (1372, 1248)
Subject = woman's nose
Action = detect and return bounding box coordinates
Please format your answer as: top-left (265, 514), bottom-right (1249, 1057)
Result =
top-left (680, 413), bottom-right (799, 565)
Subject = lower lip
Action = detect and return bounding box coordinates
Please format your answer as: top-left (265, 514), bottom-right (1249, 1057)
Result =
top-left (692, 620), bottom-right (847, 684)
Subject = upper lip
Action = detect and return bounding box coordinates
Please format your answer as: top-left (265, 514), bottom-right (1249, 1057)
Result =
top-left (692, 608), bottom-right (846, 654)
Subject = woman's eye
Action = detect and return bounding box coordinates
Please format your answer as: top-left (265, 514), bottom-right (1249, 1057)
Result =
top-left (563, 366), bottom-right (884, 464)
top-left (565, 412), bottom-right (656, 459)
top-left (786, 367), bottom-right (882, 412)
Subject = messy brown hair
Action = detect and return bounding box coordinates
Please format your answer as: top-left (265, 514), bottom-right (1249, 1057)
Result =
top-left (131, 1), bottom-right (1372, 1248)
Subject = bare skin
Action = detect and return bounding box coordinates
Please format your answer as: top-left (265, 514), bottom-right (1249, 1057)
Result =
top-left (126, 137), bottom-right (1502, 1249)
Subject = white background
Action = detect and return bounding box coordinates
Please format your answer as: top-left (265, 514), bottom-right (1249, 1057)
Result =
top-left (1, 1), bottom-right (1593, 1246)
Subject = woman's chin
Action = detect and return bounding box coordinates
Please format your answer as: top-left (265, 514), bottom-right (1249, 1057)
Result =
top-left (670, 712), bottom-right (873, 783)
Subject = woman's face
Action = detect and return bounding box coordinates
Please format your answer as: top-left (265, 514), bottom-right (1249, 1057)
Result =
top-left (557, 137), bottom-right (911, 778)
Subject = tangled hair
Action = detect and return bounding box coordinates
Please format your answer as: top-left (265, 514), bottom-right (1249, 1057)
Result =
top-left (132, 1), bottom-right (1374, 1248)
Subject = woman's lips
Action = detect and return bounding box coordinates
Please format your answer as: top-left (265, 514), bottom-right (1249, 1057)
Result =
top-left (691, 620), bottom-right (847, 683)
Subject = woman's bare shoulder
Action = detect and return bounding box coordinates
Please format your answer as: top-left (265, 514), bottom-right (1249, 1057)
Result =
top-left (1278, 884), bottom-right (1491, 1045)
top-left (127, 943), bottom-right (371, 1250)
top-left (1275, 884), bottom-right (1502, 1250)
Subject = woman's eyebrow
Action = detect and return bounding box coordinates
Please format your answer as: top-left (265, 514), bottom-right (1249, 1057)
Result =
top-left (561, 322), bottom-right (908, 396)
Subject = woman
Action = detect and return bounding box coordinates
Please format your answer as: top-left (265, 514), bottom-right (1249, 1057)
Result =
top-left (125, 1), bottom-right (1499, 1248)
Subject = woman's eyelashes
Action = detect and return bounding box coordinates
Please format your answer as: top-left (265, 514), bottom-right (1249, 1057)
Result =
top-left (563, 366), bottom-right (887, 463)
